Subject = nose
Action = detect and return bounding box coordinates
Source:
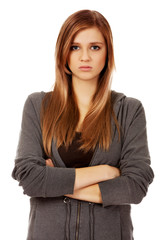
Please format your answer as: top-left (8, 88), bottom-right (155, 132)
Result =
top-left (80, 49), bottom-right (91, 62)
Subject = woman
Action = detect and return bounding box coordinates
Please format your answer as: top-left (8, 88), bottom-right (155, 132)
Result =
top-left (12, 10), bottom-right (154, 240)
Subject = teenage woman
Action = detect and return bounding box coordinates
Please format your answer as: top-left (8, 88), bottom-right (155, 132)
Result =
top-left (12, 9), bottom-right (154, 240)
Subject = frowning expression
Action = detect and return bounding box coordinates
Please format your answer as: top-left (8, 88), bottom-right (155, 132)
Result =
top-left (68, 27), bottom-right (107, 83)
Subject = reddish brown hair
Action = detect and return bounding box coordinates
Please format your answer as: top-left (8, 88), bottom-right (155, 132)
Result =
top-left (41, 10), bottom-right (120, 157)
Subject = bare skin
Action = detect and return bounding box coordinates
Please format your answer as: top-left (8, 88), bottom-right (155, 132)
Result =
top-left (68, 27), bottom-right (107, 132)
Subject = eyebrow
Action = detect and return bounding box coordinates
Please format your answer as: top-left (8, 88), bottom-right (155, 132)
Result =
top-left (71, 41), bottom-right (104, 45)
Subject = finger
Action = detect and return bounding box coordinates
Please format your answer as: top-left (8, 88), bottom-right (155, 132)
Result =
top-left (46, 159), bottom-right (54, 167)
top-left (48, 159), bottom-right (54, 167)
top-left (46, 159), bottom-right (51, 166)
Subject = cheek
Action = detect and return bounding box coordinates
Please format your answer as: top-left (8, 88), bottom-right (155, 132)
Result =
top-left (67, 54), bottom-right (75, 70)
top-left (96, 54), bottom-right (107, 70)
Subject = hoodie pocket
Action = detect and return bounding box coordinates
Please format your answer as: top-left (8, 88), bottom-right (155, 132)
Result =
top-left (94, 205), bottom-right (121, 240)
top-left (27, 197), bottom-right (67, 240)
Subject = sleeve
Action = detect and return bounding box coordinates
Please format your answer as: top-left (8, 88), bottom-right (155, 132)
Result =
top-left (12, 93), bottom-right (75, 198)
top-left (98, 99), bottom-right (154, 207)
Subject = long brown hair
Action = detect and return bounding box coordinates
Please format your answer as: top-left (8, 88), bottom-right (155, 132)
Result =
top-left (41, 9), bottom-right (120, 157)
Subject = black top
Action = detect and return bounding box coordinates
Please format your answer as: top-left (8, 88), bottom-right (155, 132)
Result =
top-left (58, 132), bottom-right (94, 168)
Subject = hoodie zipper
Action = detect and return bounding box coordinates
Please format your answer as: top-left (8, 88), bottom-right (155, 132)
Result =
top-left (75, 201), bottom-right (81, 240)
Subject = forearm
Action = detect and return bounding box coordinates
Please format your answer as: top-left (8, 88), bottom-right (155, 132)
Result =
top-left (74, 165), bottom-right (120, 191)
top-left (45, 159), bottom-right (120, 193)
top-left (66, 184), bottom-right (102, 204)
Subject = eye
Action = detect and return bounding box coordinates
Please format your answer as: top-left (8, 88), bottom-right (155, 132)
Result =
top-left (91, 45), bottom-right (100, 50)
top-left (70, 45), bottom-right (80, 51)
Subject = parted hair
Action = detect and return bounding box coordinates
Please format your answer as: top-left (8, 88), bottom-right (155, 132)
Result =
top-left (41, 9), bottom-right (120, 157)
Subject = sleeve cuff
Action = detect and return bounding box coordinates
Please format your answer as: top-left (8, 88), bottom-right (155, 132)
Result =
top-left (45, 167), bottom-right (75, 197)
top-left (98, 176), bottom-right (129, 207)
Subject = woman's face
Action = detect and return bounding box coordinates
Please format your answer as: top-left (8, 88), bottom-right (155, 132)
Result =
top-left (68, 27), bottom-right (107, 83)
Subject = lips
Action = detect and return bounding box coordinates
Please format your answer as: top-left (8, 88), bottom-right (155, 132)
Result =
top-left (79, 66), bottom-right (92, 71)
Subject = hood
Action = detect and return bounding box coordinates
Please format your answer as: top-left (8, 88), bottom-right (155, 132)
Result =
top-left (111, 90), bottom-right (126, 104)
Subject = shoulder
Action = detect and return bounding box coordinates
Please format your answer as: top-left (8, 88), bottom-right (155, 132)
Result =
top-left (23, 91), bottom-right (52, 115)
top-left (112, 90), bottom-right (143, 111)
top-left (26, 91), bottom-right (52, 105)
top-left (112, 90), bottom-right (145, 124)
top-left (27, 91), bottom-right (47, 103)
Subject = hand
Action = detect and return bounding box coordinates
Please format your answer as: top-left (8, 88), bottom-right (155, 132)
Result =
top-left (46, 159), bottom-right (54, 167)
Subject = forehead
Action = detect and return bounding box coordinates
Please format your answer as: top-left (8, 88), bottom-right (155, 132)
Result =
top-left (72, 27), bottom-right (105, 43)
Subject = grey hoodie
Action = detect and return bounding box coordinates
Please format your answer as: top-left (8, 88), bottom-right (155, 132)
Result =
top-left (12, 91), bottom-right (154, 240)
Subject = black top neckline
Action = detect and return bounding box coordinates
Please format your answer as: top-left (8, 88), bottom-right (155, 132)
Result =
top-left (57, 131), bottom-right (94, 168)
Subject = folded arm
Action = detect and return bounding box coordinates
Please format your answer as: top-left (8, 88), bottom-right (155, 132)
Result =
top-left (12, 94), bottom-right (76, 198)
top-left (46, 159), bottom-right (120, 203)
top-left (47, 99), bottom-right (154, 206)
top-left (12, 93), bottom-right (119, 200)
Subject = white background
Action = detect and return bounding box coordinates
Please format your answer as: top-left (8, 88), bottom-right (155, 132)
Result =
top-left (0, 0), bottom-right (159, 239)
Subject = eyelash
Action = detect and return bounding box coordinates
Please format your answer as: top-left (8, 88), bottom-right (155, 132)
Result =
top-left (70, 45), bottom-right (100, 51)
top-left (91, 46), bottom-right (100, 50)
top-left (70, 46), bottom-right (80, 51)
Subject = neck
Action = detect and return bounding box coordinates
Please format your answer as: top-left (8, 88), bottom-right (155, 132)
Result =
top-left (72, 76), bottom-right (98, 108)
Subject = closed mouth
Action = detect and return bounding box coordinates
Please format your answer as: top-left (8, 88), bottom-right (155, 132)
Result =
top-left (79, 66), bottom-right (92, 71)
